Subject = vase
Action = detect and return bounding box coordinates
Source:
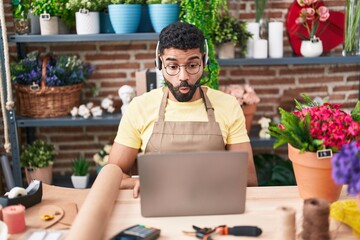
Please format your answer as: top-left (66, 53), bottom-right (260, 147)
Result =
top-left (108, 4), bottom-right (142, 34)
top-left (76, 11), bottom-right (100, 35)
top-left (343, 0), bottom-right (360, 56)
top-left (300, 37), bottom-right (323, 57)
top-left (25, 165), bottom-right (53, 185)
top-left (148, 4), bottom-right (180, 33)
top-left (14, 18), bottom-right (30, 35)
top-left (217, 42), bottom-right (235, 59)
top-left (288, 144), bottom-right (342, 202)
top-left (39, 15), bottom-right (59, 35)
top-left (242, 104), bottom-right (257, 134)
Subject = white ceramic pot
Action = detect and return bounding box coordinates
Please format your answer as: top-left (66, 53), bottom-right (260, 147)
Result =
top-left (76, 10), bottom-right (100, 35)
top-left (39, 15), bottom-right (59, 35)
top-left (300, 38), bottom-right (323, 57)
top-left (71, 174), bottom-right (90, 189)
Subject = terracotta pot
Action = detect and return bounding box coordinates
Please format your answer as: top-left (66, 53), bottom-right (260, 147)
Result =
top-left (288, 144), bottom-right (342, 202)
top-left (25, 165), bottom-right (53, 185)
top-left (242, 104), bottom-right (257, 134)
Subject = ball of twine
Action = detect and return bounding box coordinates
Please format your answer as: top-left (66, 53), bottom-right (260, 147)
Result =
top-left (302, 198), bottom-right (331, 240)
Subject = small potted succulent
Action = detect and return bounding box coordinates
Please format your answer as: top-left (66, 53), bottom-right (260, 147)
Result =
top-left (20, 140), bottom-right (56, 185)
top-left (71, 156), bottom-right (90, 189)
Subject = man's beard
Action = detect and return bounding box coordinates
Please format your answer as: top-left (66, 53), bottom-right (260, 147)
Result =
top-left (165, 78), bottom-right (201, 102)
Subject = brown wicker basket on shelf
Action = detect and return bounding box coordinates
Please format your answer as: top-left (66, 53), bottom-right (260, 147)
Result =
top-left (13, 56), bottom-right (83, 118)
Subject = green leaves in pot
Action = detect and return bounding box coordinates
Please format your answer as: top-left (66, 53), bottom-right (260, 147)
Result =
top-left (20, 140), bottom-right (55, 169)
top-left (72, 156), bottom-right (90, 176)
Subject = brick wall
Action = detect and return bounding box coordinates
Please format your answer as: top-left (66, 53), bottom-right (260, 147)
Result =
top-left (1, 0), bottom-right (359, 176)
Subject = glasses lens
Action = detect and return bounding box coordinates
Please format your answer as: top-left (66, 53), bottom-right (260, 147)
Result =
top-left (165, 63), bottom-right (201, 76)
top-left (186, 63), bottom-right (200, 75)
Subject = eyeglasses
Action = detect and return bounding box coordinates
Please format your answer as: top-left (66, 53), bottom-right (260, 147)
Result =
top-left (163, 62), bottom-right (202, 76)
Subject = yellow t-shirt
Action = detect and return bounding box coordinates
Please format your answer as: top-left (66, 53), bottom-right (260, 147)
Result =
top-left (114, 86), bottom-right (249, 152)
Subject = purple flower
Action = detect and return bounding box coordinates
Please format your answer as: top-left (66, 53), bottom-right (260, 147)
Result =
top-left (332, 141), bottom-right (360, 195)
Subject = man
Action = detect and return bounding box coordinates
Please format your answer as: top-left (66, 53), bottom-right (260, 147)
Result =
top-left (109, 22), bottom-right (258, 198)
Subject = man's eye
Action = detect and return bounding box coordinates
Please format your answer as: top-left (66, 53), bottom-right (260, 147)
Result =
top-left (167, 65), bottom-right (179, 70)
top-left (188, 63), bottom-right (198, 69)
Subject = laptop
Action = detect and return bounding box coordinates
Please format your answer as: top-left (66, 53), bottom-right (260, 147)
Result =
top-left (137, 151), bottom-right (248, 217)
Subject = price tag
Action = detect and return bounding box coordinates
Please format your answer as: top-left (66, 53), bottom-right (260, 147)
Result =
top-left (79, 8), bottom-right (89, 15)
top-left (316, 149), bottom-right (332, 159)
top-left (40, 14), bottom-right (50, 21)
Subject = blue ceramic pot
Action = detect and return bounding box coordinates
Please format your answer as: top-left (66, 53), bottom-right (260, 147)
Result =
top-left (108, 4), bottom-right (142, 34)
top-left (148, 4), bottom-right (180, 33)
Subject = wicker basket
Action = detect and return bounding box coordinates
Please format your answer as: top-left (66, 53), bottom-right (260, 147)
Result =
top-left (13, 56), bottom-right (83, 118)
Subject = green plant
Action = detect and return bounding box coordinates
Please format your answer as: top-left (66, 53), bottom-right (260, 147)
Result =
top-left (180, 0), bottom-right (227, 90)
top-left (211, 13), bottom-right (252, 57)
top-left (147, 0), bottom-right (179, 3)
top-left (66, 0), bottom-right (108, 12)
top-left (254, 153), bottom-right (296, 186)
top-left (31, 0), bottom-right (64, 16)
top-left (268, 94), bottom-right (360, 153)
top-left (110, 0), bottom-right (144, 4)
top-left (344, 0), bottom-right (360, 53)
top-left (255, 0), bottom-right (267, 23)
top-left (11, 0), bottom-right (30, 18)
top-left (71, 156), bottom-right (90, 176)
top-left (20, 140), bottom-right (56, 169)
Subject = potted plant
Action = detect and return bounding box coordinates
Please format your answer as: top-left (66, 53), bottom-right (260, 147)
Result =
top-left (71, 156), bottom-right (90, 189)
top-left (10, 51), bottom-right (94, 118)
top-left (268, 94), bottom-right (360, 202)
top-left (66, 0), bottom-right (106, 34)
top-left (108, 0), bottom-right (144, 33)
top-left (219, 84), bottom-right (260, 133)
top-left (31, 0), bottom-right (64, 35)
top-left (93, 144), bottom-right (111, 174)
top-left (147, 0), bottom-right (180, 33)
top-left (211, 13), bottom-right (252, 59)
top-left (11, 0), bottom-right (31, 34)
top-left (20, 140), bottom-right (56, 185)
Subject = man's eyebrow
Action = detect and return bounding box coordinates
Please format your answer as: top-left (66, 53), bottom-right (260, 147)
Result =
top-left (164, 56), bottom-right (201, 61)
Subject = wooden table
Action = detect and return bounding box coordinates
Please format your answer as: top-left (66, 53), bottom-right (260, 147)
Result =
top-left (12, 185), bottom-right (357, 240)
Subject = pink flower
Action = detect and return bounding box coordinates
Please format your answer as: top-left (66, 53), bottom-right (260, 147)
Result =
top-left (220, 84), bottom-right (260, 106)
top-left (318, 6), bottom-right (330, 22)
top-left (295, 0), bottom-right (331, 40)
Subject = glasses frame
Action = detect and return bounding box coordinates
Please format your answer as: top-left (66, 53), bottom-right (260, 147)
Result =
top-left (162, 60), bottom-right (202, 76)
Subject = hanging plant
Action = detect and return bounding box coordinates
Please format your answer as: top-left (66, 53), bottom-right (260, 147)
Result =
top-left (180, 0), bottom-right (227, 90)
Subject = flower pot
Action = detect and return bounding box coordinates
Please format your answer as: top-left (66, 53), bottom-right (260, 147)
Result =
top-left (242, 104), bottom-right (257, 134)
top-left (288, 144), bottom-right (342, 202)
top-left (100, 11), bottom-right (114, 34)
top-left (28, 12), bottom-right (40, 35)
top-left (148, 4), bottom-right (179, 33)
top-left (76, 11), bottom-right (100, 35)
top-left (217, 42), bottom-right (235, 59)
top-left (40, 15), bottom-right (59, 35)
top-left (71, 174), bottom-right (90, 189)
top-left (25, 165), bottom-right (53, 185)
top-left (137, 4), bottom-right (153, 33)
top-left (14, 18), bottom-right (30, 35)
top-left (300, 38), bottom-right (323, 57)
top-left (108, 4), bottom-right (142, 34)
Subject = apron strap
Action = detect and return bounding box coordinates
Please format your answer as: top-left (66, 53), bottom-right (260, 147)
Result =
top-left (157, 87), bottom-right (169, 122)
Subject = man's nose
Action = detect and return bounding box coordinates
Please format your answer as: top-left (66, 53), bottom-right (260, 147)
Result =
top-left (178, 66), bottom-right (189, 80)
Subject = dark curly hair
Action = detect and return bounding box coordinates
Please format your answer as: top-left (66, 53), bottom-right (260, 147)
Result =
top-left (159, 22), bottom-right (205, 54)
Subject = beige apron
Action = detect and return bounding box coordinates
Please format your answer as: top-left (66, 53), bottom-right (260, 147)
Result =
top-left (145, 87), bottom-right (225, 153)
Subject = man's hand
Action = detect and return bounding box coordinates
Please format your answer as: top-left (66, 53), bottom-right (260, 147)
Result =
top-left (133, 178), bottom-right (140, 199)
